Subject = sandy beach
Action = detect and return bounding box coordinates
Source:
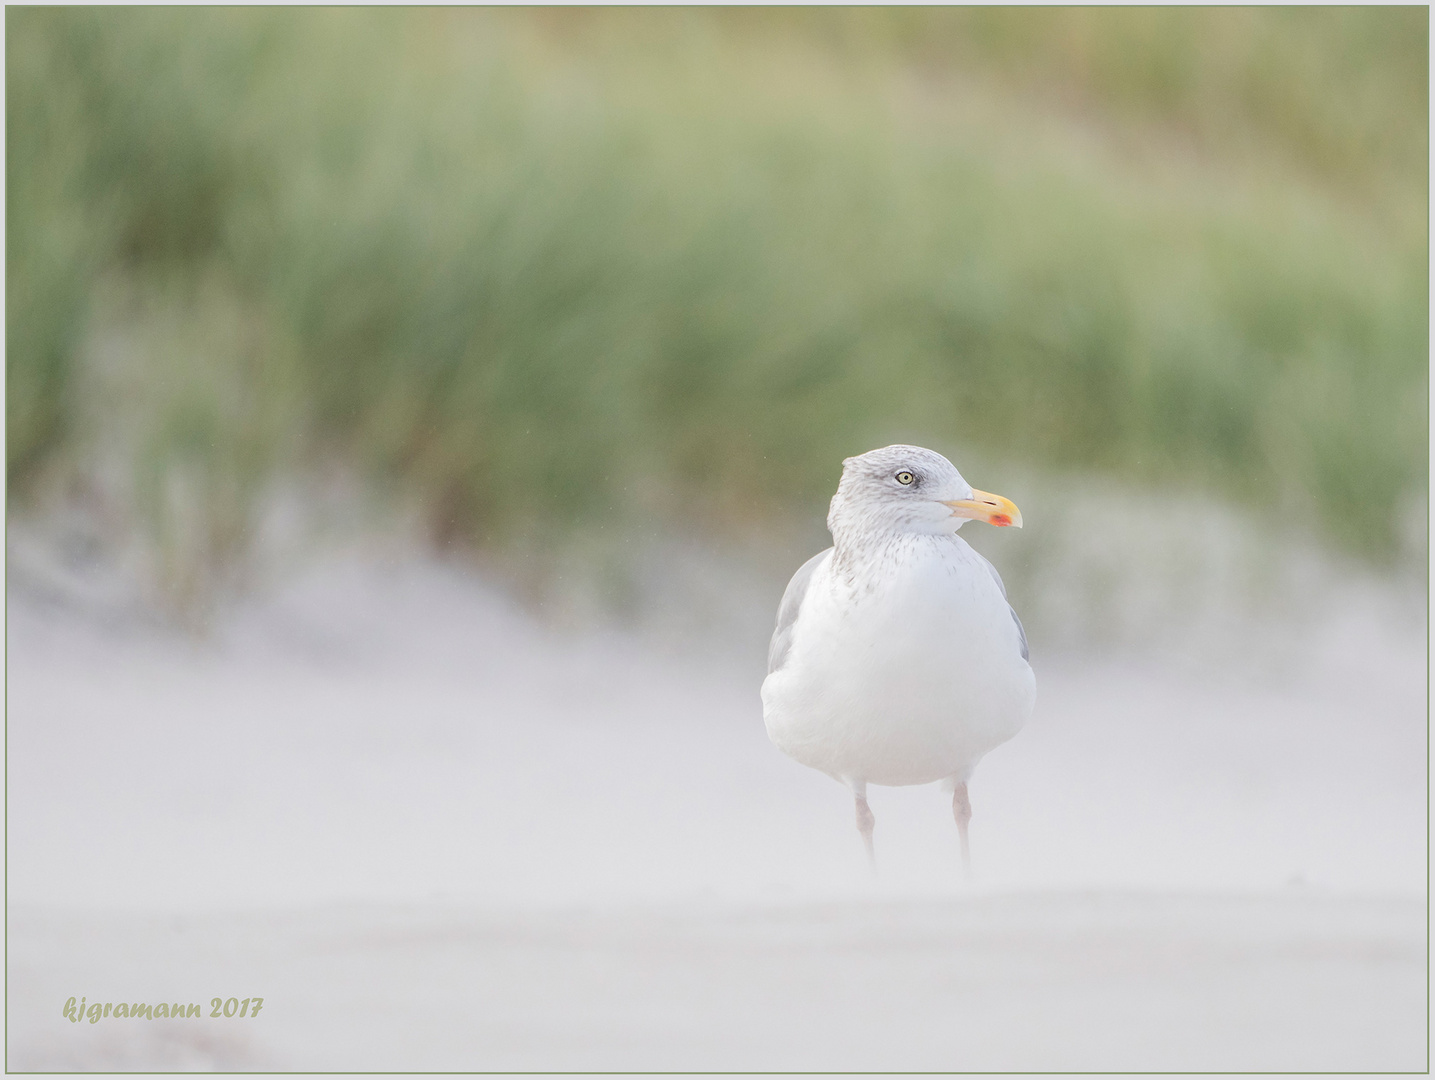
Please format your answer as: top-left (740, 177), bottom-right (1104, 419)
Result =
top-left (7, 550), bottom-right (1426, 1071)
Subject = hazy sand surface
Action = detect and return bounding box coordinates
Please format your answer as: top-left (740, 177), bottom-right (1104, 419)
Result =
top-left (6, 550), bottom-right (1427, 1070)
top-left (7, 893), bottom-right (1426, 1071)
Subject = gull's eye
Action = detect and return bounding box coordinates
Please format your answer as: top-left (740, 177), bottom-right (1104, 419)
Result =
top-left (895, 471), bottom-right (915, 486)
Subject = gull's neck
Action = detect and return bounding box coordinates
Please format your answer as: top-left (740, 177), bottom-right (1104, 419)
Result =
top-left (829, 526), bottom-right (958, 590)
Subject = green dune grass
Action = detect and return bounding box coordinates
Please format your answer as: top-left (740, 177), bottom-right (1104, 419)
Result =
top-left (7, 8), bottom-right (1427, 610)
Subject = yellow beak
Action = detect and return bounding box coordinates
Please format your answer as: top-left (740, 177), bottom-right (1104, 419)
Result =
top-left (943, 489), bottom-right (1023, 528)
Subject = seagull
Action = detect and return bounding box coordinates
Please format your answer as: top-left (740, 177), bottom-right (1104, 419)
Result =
top-left (761, 445), bottom-right (1034, 870)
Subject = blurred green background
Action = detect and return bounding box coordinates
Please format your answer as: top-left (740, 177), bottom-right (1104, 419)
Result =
top-left (7, 7), bottom-right (1428, 616)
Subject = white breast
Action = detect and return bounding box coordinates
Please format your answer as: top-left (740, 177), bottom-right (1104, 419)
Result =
top-left (761, 534), bottom-right (1035, 786)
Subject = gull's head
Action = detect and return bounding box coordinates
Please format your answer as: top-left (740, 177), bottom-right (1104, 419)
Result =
top-left (828, 444), bottom-right (1022, 541)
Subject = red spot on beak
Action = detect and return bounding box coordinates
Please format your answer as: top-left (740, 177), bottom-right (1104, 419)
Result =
top-left (990, 514), bottom-right (1012, 527)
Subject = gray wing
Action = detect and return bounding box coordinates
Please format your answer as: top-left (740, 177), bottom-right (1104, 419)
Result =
top-left (975, 551), bottom-right (1030, 662)
top-left (767, 548), bottom-right (833, 675)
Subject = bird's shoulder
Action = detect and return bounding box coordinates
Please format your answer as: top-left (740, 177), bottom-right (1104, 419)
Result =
top-left (766, 547), bottom-right (833, 676)
top-left (904, 538), bottom-right (1030, 664)
top-left (969, 546), bottom-right (1029, 663)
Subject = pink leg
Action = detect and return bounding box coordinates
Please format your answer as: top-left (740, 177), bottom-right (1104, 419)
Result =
top-left (854, 793), bottom-right (876, 871)
top-left (952, 782), bottom-right (972, 873)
